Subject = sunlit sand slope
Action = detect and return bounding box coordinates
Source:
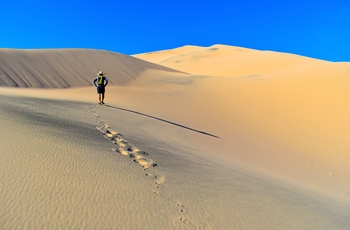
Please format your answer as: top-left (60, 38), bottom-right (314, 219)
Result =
top-left (131, 46), bottom-right (350, 201)
top-left (1, 95), bottom-right (349, 229)
top-left (134, 44), bottom-right (327, 76)
top-left (0, 48), bottom-right (180, 88)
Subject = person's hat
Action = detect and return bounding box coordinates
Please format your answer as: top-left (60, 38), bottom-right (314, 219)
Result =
top-left (98, 71), bottom-right (105, 75)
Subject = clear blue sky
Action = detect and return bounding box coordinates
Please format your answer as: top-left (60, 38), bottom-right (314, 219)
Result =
top-left (0, 0), bottom-right (349, 61)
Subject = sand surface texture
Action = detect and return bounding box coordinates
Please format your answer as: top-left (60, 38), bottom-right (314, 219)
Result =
top-left (1, 46), bottom-right (350, 229)
top-left (0, 48), bottom-right (180, 88)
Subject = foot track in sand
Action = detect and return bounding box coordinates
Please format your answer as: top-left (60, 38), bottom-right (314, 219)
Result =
top-left (294, 151), bottom-right (349, 185)
top-left (97, 121), bottom-right (157, 169)
top-left (90, 105), bottom-right (201, 229)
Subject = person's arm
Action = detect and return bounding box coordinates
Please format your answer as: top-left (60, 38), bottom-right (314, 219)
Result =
top-left (104, 77), bottom-right (109, 87)
top-left (93, 77), bottom-right (97, 87)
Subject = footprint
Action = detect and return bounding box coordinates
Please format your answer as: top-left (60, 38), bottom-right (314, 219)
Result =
top-left (313, 163), bottom-right (321, 170)
top-left (145, 173), bottom-right (157, 179)
top-left (96, 126), bottom-right (105, 133)
top-left (131, 147), bottom-right (149, 155)
top-left (104, 129), bottom-right (157, 169)
top-left (177, 202), bottom-right (187, 213)
top-left (114, 138), bottom-right (132, 149)
top-left (155, 175), bottom-right (166, 185)
top-left (153, 190), bottom-right (161, 196)
top-left (179, 217), bottom-right (200, 229)
top-left (113, 147), bottom-right (130, 156)
top-left (325, 171), bottom-right (334, 178)
top-left (133, 157), bottom-right (157, 169)
top-left (98, 120), bottom-right (106, 125)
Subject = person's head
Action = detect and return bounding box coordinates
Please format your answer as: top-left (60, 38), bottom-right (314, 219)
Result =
top-left (98, 71), bottom-right (105, 76)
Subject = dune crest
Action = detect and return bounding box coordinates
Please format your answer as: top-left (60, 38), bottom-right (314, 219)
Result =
top-left (0, 48), bottom-right (180, 88)
top-left (134, 44), bottom-right (328, 77)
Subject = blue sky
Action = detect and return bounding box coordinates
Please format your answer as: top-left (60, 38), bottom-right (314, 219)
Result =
top-left (0, 0), bottom-right (349, 61)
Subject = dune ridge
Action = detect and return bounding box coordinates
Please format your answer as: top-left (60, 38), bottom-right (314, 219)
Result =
top-left (134, 44), bottom-right (329, 77)
top-left (131, 45), bottom-right (350, 201)
top-left (0, 48), bottom-right (181, 88)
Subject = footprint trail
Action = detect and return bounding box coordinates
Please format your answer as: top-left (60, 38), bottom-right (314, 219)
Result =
top-left (90, 105), bottom-right (201, 229)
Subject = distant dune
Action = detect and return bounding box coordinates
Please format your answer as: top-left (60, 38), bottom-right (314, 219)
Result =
top-left (0, 49), bottom-right (180, 88)
top-left (134, 44), bottom-right (329, 77)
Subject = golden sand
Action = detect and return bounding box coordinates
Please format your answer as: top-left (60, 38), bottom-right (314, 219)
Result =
top-left (1, 46), bottom-right (350, 229)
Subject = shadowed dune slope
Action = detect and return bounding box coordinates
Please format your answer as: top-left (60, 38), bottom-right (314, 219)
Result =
top-left (0, 49), bottom-right (181, 88)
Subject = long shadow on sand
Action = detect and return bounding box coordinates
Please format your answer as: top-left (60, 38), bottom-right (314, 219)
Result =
top-left (105, 105), bottom-right (220, 139)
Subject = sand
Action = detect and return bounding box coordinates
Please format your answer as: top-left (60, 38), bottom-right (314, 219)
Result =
top-left (1, 46), bottom-right (350, 229)
top-left (135, 46), bottom-right (350, 200)
top-left (133, 44), bottom-right (327, 77)
top-left (0, 48), bottom-right (180, 88)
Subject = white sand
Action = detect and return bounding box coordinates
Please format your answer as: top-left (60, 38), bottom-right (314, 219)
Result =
top-left (1, 46), bottom-right (350, 229)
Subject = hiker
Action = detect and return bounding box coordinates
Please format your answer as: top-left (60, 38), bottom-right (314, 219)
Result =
top-left (93, 71), bottom-right (109, 104)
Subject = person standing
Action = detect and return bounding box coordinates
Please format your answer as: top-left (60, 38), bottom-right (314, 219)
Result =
top-left (93, 71), bottom-right (109, 104)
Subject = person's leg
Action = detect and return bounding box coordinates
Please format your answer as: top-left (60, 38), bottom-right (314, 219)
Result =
top-left (98, 93), bottom-right (102, 104)
top-left (101, 87), bottom-right (105, 104)
top-left (97, 86), bottom-right (102, 104)
top-left (101, 92), bottom-right (105, 104)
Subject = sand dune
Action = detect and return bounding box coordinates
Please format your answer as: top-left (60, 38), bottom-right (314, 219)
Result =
top-left (1, 95), bottom-right (349, 229)
top-left (0, 48), bottom-right (181, 88)
top-left (131, 49), bottom-right (350, 201)
top-left (134, 44), bottom-right (328, 77)
top-left (1, 46), bottom-right (350, 229)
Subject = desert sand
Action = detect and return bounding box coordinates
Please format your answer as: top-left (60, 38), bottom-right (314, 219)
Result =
top-left (133, 44), bottom-right (327, 77)
top-left (1, 46), bottom-right (350, 229)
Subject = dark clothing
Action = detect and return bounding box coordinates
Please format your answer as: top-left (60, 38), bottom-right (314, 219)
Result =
top-left (93, 75), bottom-right (109, 94)
top-left (93, 75), bottom-right (108, 86)
top-left (96, 85), bottom-right (105, 94)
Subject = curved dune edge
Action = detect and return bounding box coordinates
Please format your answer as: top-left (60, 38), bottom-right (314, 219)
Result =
top-left (0, 48), bottom-right (182, 88)
top-left (134, 44), bottom-right (329, 77)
